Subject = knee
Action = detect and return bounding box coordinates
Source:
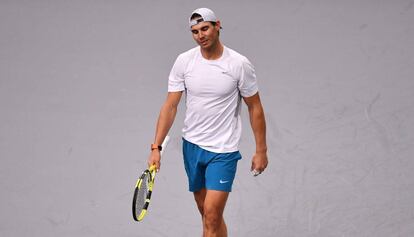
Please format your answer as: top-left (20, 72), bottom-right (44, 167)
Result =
top-left (203, 208), bottom-right (222, 230)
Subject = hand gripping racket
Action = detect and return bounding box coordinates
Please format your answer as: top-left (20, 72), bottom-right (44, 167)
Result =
top-left (132, 135), bottom-right (170, 222)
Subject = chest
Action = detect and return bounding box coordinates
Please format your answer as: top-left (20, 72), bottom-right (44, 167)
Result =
top-left (184, 60), bottom-right (239, 97)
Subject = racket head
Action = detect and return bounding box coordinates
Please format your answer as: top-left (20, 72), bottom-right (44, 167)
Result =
top-left (132, 135), bottom-right (169, 222)
top-left (132, 165), bottom-right (156, 221)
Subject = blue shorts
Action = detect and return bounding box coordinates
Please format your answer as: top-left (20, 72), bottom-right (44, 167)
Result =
top-left (182, 138), bottom-right (242, 192)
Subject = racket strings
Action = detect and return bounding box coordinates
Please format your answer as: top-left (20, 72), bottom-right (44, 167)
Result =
top-left (135, 173), bottom-right (150, 213)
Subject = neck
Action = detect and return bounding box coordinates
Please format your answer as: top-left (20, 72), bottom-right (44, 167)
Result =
top-left (200, 41), bottom-right (224, 60)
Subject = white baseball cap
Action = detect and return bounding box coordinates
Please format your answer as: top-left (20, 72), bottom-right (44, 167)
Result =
top-left (189, 8), bottom-right (219, 27)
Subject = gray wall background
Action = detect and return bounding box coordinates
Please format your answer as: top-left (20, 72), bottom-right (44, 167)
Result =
top-left (1, 0), bottom-right (413, 236)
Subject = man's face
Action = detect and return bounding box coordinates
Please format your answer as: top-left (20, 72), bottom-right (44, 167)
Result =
top-left (190, 21), bottom-right (220, 49)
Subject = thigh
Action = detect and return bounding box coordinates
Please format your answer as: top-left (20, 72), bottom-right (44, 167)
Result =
top-left (182, 139), bottom-right (206, 192)
top-left (193, 188), bottom-right (207, 215)
top-left (205, 152), bottom-right (241, 192)
top-left (203, 190), bottom-right (229, 217)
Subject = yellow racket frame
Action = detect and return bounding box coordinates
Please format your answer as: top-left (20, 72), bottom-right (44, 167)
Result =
top-left (133, 165), bottom-right (156, 221)
top-left (132, 135), bottom-right (169, 222)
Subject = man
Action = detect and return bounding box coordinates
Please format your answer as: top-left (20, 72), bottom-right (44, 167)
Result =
top-left (147, 8), bottom-right (268, 237)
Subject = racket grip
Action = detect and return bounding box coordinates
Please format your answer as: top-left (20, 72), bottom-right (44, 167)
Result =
top-left (160, 135), bottom-right (170, 156)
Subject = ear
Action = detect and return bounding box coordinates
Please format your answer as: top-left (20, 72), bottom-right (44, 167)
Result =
top-left (216, 20), bottom-right (221, 29)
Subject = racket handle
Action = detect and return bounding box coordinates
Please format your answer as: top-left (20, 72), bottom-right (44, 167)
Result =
top-left (160, 135), bottom-right (170, 156)
top-left (149, 164), bottom-right (157, 172)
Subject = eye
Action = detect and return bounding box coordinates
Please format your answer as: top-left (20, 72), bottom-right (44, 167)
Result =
top-left (201, 26), bottom-right (209, 31)
top-left (192, 30), bottom-right (198, 34)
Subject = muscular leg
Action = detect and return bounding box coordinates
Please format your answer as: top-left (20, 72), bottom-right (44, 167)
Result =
top-left (194, 188), bottom-right (207, 217)
top-left (194, 189), bottom-right (207, 237)
top-left (194, 189), bottom-right (229, 237)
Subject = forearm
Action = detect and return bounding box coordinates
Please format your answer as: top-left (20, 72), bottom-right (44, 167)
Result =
top-left (153, 102), bottom-right (177, 145)
top-left (248, 103), bottom-right (267, 153)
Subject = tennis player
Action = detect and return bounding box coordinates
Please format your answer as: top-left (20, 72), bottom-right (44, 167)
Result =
top-left (148, 8), bottom-right (268, 237)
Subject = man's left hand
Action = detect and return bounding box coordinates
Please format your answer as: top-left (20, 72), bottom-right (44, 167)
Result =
top-left (251, 151), bottom-right (268, 175)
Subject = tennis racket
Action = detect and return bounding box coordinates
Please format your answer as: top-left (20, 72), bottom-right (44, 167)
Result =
top-left (132, 135), bottom-right (170, 222)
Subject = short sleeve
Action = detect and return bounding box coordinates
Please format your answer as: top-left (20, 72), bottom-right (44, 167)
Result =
top-left (168, 54), bottom-right (186, 92)
top-left (238, 57), bottom-right (259, 97)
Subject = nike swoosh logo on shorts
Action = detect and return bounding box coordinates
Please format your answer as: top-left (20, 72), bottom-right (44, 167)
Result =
top-left (219, 180), bottom-right (229, 184)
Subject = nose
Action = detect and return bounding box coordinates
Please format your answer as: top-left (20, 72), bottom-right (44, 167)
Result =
top-left (197, 31), bottom-right (205, 40)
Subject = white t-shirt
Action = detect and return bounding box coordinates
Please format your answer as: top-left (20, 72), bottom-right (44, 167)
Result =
top-left (168, 46), bottom-right (258, 153)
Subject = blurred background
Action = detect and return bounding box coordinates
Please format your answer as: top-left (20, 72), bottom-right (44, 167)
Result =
top-left (1, 0), bottom-right (413, 236)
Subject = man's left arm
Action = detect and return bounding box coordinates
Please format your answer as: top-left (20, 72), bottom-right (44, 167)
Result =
top-left (243, 92), bottom-right (268, 174)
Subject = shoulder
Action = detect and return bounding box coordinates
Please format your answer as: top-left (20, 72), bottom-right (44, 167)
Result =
top-left (225, 46), bottom-right (252, 67)
top-left (176, 46), bottom-right (199, 61)
top-left (171, 46), bottom-right (199, 70)
top-left (224, 47), bottom-right (254, 76)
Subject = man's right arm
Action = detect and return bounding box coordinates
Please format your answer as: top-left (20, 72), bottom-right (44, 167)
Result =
top-left (147, 91), bottom-right (183, 170)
